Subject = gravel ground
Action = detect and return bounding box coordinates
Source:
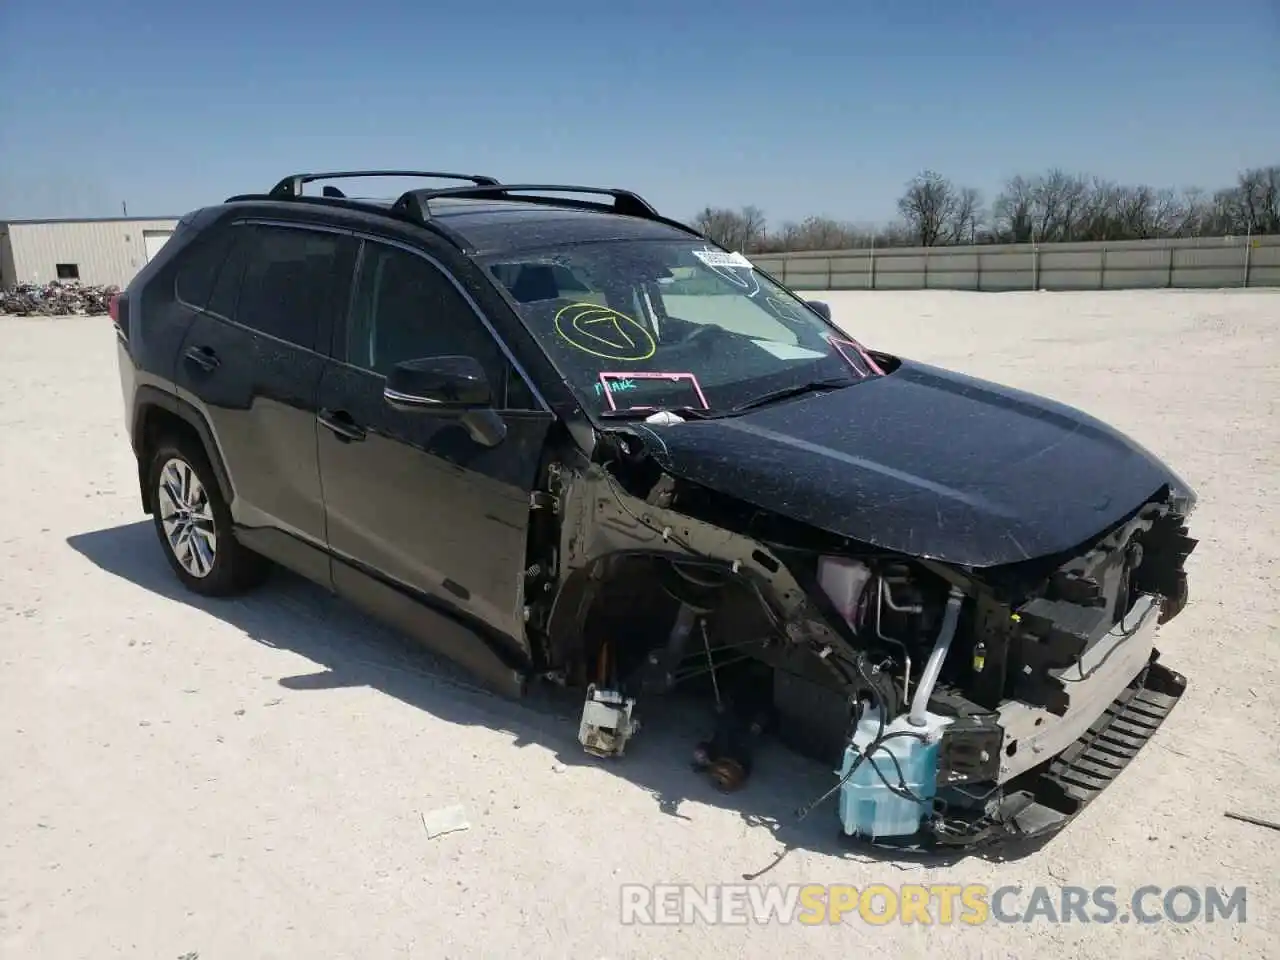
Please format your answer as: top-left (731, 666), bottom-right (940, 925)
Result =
top-left (2, 290), bottom-right (1276, 959)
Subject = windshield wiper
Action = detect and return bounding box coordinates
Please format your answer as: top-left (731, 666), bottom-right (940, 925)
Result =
top-left (730, 377), bottom-right (852, 414)
top-left (597, 405), bottom-right (719, 421)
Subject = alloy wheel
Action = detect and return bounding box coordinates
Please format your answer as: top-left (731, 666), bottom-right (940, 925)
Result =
top-left (156, 457), bottom-right (218, 578)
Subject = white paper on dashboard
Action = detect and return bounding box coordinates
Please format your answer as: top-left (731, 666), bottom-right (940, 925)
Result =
top-left (751, 339), bottom-right (826, 360)
top-left (692, 250), bottom-right (754, 270)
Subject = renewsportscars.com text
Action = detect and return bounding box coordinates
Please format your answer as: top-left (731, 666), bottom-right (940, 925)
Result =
top-left (620, 883), bottom-right (1248, 926)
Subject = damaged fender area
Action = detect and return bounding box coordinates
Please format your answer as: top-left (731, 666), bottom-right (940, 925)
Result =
top-left (520, 423), bottom-right (1198, 852)
top-left (532, 445), bottom-right (862, 694)
top-left (526, 437), bottom-right (873, 795)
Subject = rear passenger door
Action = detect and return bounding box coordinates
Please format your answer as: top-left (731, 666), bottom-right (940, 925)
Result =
top-left (316, 237), bottom-right (554, 660)
top-left (174, 220), bottom-right (357, 585)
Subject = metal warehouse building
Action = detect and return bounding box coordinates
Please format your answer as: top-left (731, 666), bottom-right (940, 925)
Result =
top-left (0, 217), bottom-right (180, 290)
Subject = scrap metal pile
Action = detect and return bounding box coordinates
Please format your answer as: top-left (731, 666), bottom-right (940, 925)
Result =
top-left (0, 281), bottom-right (120, 317)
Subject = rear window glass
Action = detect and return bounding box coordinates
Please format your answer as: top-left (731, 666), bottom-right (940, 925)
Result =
top-left (233, 226), bottom-right (344, 351)
top-left (174, 228), bottom-right (235, 309)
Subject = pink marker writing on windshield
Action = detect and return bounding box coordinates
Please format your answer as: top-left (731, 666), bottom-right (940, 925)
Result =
top-left (596, 371), bottom-right (710, 411)
top-left (828, 336), bottom-right (886, 377)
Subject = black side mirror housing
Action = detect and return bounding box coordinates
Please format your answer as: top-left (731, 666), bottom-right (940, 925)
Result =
top-left (383, 356), bottom-right (506, 447)
top-left (385, 356), bottom-right (492, 409)
top-left (806, 299), bottom-right (832, 321)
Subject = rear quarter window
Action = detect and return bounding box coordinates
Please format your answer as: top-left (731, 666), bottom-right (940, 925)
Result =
top-left (174, 228), bottom-right (236, 310)
top-left (206, 231), bottom-right (251, 319)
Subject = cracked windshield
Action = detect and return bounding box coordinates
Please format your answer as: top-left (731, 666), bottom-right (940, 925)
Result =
top-left (486, 240), bottom-right (882, 416)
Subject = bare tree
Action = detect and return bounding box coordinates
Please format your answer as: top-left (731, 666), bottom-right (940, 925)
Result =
top-left (992, 176), bottom-right (1035, 242)
top-left (1170, 188), bottom-right (1211, 238)
top-left (766, 216), bottom-right (877, 252)
top-left (739, 205), bottom-right (768, 250)
top-left (1032, 170), bottom-right (1090, 241)
top-left (1116, 186), bottom-right (1163, 239)
top-left (690, 205), bottom-right (768, 252)
top-left (1151, 187), bottom-right (1182, 237)
top-left (1073, 178), bottom-right (1113, 240)
top-left (694, 162), bottom-right (1278, 250)
top-left (875, 221), bottom-right (916, 248)
top-left (1202, 186), bottom-right (1247, 235)
top-left (1235, 165), bottom-right (1280, 234)
top-left (897, 171), bottom-right (960, 246)
top-left (948, 187), bottom-right (983, 244)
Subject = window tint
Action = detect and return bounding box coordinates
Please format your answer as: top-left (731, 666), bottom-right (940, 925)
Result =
top-left (233, 225), bottom-right (344, 351)
top-left (206, 230), bottom-right (250, 319)
top-left (505, 366), bottom-right (537, 409)
top-left (174, 228), bottom-right (235, 309)
top-left (346, 242), bottom-right (530, 406)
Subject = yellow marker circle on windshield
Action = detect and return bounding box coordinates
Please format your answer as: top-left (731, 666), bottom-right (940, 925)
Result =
top-left (553, 302), bottom-right (656, 362)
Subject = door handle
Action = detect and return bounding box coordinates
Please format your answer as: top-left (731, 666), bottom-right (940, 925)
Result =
top-left (184, 344), bottom-right (220, 371)
top-left (318, 408), bottom-right (367, 442)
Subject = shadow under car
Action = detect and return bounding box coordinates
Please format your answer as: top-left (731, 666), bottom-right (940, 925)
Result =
top-left (66, 519), bottom-right (1057, 867)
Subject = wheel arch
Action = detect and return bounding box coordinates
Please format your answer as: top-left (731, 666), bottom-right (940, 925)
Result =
top-left (541, 546), bottom-right (761, 671)
top-left (132, 388), bottom-right (234, 514)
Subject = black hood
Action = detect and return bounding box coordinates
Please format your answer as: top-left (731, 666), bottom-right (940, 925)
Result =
top-left (629, 359), bottom-right (1192, 567)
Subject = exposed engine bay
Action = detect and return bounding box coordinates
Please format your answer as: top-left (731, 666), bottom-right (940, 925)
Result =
top-left (522, 423), bottom-right (1198, 851)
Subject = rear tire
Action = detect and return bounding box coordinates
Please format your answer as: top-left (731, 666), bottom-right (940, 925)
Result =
top-left (147, 438), bottom-right (269, 596)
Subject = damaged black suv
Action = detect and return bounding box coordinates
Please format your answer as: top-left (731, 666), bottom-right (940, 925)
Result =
top-left (113, 170), bottom-right (1197, 852)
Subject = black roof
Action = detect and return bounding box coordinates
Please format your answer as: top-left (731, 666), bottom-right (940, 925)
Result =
top-left (426, 199), bottom-right (697, 254)
top-left (219, 171), bottom-right (704, 255)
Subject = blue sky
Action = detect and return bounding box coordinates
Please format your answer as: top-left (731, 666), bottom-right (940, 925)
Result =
top-left (1, 0), bottom-right (1276, 225)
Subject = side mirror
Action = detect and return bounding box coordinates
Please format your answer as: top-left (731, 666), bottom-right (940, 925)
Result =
top-left (385, 355), bottom-right (492, 409)
top-left (383, 355), bottom-right (507, 448)
top-left (806, 300), bottom-right (832, 321)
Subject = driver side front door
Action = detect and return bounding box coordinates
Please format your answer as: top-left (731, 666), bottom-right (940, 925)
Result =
top-left (315, 237), bottom-right (554, 670)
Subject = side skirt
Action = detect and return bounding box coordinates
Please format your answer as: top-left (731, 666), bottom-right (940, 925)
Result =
top-left (330, 555), bottom-right (530, 700)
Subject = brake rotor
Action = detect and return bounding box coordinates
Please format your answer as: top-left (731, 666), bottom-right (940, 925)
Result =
top-left (707, 757), bottom-right (747, 792)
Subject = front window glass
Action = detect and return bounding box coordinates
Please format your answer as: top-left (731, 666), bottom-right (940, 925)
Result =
top-left (484, 240), bottom-right (881, 416)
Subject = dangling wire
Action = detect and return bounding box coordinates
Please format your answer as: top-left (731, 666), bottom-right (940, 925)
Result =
top-left (701, 619), bottom-right (722, 711)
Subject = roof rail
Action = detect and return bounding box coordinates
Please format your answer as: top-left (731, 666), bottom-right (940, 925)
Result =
top-left (222, 176), bottom-right (705, 247)
top-left (219, 191), bottom-right (474, 250)
top-left (390, 183), bottom-right (662, 222)
top-left (266, 170), bottom-right (500, 200)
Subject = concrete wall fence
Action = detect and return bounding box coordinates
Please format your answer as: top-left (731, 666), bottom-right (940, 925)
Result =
top-left (751, 234), bottom-right (1280, 292)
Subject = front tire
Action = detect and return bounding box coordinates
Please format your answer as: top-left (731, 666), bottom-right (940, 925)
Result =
top-left (147, 439), bottom-right (268, 596)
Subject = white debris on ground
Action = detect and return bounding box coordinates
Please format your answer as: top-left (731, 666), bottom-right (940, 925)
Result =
top-left (421, 805), bottom-right (471, 840)
top-left (0, 290), bottom-right (1276, 959)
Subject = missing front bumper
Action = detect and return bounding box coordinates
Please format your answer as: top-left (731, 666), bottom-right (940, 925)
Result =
top-left (996, 594), bottom-right (1164, 783)
top-left (844, 654), bottom-right (1186, 854)
top-left (838, 592), bottom-right (1185, 853)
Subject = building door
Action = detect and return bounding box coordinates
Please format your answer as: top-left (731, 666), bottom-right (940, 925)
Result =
top-left (143, 230), bottom-right (173, 262)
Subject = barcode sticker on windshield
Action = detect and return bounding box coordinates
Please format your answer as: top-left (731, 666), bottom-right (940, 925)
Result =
top-left (693, 250), bottom-right (754, 270)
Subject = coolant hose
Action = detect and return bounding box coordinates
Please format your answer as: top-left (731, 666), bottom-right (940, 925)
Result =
top-left (908, 585), bottom-right (965, 726)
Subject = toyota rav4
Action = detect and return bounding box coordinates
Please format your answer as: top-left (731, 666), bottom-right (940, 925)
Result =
top-left (112, 170), bottom-right (1197, 852)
